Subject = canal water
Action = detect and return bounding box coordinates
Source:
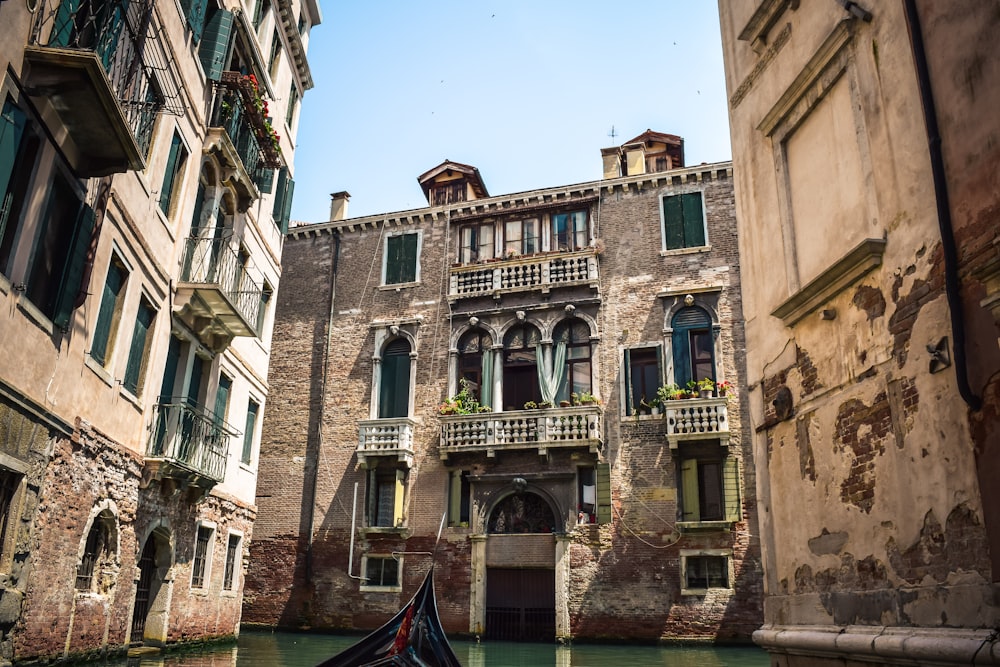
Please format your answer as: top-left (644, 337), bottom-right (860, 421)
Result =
top-left (103, 631), bottom-right (771, 666)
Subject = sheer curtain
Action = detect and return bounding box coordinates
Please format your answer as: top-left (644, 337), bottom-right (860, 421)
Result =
top-left (536, 342), bottom-right (567, 404)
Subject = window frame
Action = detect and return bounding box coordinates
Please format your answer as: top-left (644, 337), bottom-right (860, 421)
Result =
top-left (0, 464), bottom-right (25, 575)
top-left (360, 554), bottom-right (402, 592)
top-left (75, 509), bottom-right (116, 593)
top-left (122, 294), bottom-right (157, 397)
top-left (157, 128), bottom-right (190, 218)
top-left (623, 344), bottom-right (663, 416)
top-left (680, 550), bottom-right (733, 595)
top-left (550, 210), bottom-right (588, 252)
top-left (381, 231), bottom-right (421, 286)
top-left (502, 217), bottom-right (539, 258)
top-left (221, 530), bottom-right (243, 592)
top-left (678, 452), bottom-right (741, 529)
top-left (241, 397), bottom-right (259, 465)
top-left (660, 191), bottom-right (708, 253)
top-left (457, 221), bottom-right (494, 264)
top-left (447, 470), bottom-right (470, 528)
top-left (366, 467), bottom-right (406, 529)
top-left (89, 253), bottom-right (129, 368)
top-left (670, 306), bottom-right (716, 389)
top-left (190, 522), bottom-right (216, 589)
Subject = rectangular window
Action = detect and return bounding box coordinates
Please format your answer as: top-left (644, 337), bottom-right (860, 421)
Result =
top-left (433, 182), bottom-right (465, 205)
top-left (90, 257), bottom-right (128, 366)
top-left (551, 211), bottom-right (588, 251)
top-left (383, 232), bottom-right (418, 285)
top-left (680, 455), bottom-right (740, 525)
top-left (503, 218), bottom-right (538, 257)
top-left (458, 222), bottom-right (494, 263)
top-left (448, 470), bottom-right (470, 527)
top-left (0, 95), bottom-right (41, 277)
top-left (222, 533), bottom-right (240, 590)
top-left (252, 0), bottom-right (269, 30)
top-left (624, 346), bottom-right (662, 416)
top-left (662, 192), bottom-right (706, 250)
top-left (577, 464), bottom-right (611, 525)
top-left (268, 30), bottom-right (281, 80)
top-left (123, 297), bottom-right (156, 395)
top-left (285, 84), bottom-right (299, 129)
top-left (367, 468), bottom-right (405, 528)
top-left (191, 525), bottom-right (213, 588)
top-left (242, 399), bottom-right (258, 464)
top-left (684, 554), bottom-right (729, 591)
top-left (158, 131), bottom-right (188, 216)
top-left (214, 374), bottom-right (232, 426)
top-left (363, 555), bottom-right (400, 588)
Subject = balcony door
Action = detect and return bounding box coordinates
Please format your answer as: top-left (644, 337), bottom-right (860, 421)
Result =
top-left (502, 324), bottom-right (541, 411)
top-left (378, 338), bottom-right (410, 419)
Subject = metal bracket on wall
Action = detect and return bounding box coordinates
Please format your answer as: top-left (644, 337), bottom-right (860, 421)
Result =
top-left (927, 336), bottom-right (951, 374)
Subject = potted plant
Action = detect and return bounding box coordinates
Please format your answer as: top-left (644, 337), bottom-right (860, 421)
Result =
top-left (559, 400), bottom-right (572, 407)
top-left (439, 378), bottom-right (487, 415)
top-left (716, 380), bottom-right (733, 397)
top-left (523, 401), bottom-right (538, 410)
top-left (697, 377), bottom-right (716, 398)
top-left (538, 400), bottom-right (553, 409)
top-left (640, 396), bottom-right (662, 415)
top-left (577, 391), bottom-right (599, 405)
top-left (656, 384), bottom-right (682, 404)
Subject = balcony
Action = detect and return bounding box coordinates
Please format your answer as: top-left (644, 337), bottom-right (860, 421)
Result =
top-left (205, 72), bottom-right (283, 211)
top-left (664, 397), bottom-right (730, 449)
top-left (174, 237), bottom-right (263, 353)
top-left (439, 405), bottom-right (602, 460)
top-left (23, 0), bottom-right (163, 176)
top-left (144, 402), bottom-right (234, 498)
top-left (357, 418), bottom-right (417, 468)
top-left (449, 249), bottom-right (599, 300)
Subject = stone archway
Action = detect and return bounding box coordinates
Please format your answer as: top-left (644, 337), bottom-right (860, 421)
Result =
top-left (130, 528), bottom-right (172, 646)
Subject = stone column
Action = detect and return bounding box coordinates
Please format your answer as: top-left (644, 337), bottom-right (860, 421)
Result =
top-left (469, 534), bottom-right (487, 636)
top-left (554, 534), bottom-right (572, 641)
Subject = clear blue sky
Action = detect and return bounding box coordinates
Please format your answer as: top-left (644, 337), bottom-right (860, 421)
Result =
top-left (290, 2), bottom-right (731, 222)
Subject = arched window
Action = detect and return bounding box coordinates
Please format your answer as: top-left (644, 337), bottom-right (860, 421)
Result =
top-left (488, 492), bottom-right (556, 534)
top-left (76, 510), bottom-right (116, 591)
top-left (672, 307), bottom-right (714, 387)
top-left (554, 318), bottom-right (591, 403)
top-left (457, 329), bottom-right (492, 405)
top-left (379, 338), bottom-right (411, 418)
top-left (503, 324), bottom-right (541, 410)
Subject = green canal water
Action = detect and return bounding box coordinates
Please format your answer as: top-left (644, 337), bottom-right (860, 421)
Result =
top-left (105, 631), bottom-right (771, 666)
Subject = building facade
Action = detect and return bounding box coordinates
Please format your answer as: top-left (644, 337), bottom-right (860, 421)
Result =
top-left (244, 132), bottom-right (764, 642)
top-left (0, 0), bottom-right (318, 659)
top-left (718, 1), bottom-right (999, 664)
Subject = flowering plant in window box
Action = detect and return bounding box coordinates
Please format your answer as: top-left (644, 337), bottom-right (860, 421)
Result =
top-left (438, 378), bottom-right (488, 415)
top-left (716, 380), bottom-right (733, 396)
top-left (697, 378), bottom-right (716, 398)
top-left (657, 384), bottom-right (682, 402)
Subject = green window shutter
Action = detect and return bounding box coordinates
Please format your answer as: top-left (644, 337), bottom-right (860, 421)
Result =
top-left (448, 471), bottom-right (462, 526)
top-left (158, 133), bottom-right (183, 214)
top-left (392, 469), bottom-right (406, 527)
top-left (214, 375), bottom-right (232, 425)
top-left (680, 459), bottom-right (700, 522)
top-left (723, 457), bottom-right (741, 523)
top-left (159, 335), bottom-right (181, 401)
top-left (91, 261), bottom-right (125, 365)
top-left (397, 233), bottom-right (417, 283)
top-left (272, 167), bottom-right (287, 219)
top-left (366, 468), bottom-right (376, 524)
top-left (681, 193), bottom-right (705, 247)
top-left (596, 462), bottom-right (612, 524)
top-left (280, 177), bottom-right (294, 234)
top-left (622, 348), bottom-right (632, 415)
top-left (385, 236), bottom-right (401, 284)
top-left (663, 195), bottom-right (684, 250)
top-left (196, 6), bottom-right (231, 69)
top-left (53, 204), bottom-right (96, 331)
top-left (378, 340), bottom-right (410, 418)
top-left (255, 167), bottom-right (275, 195)
top-left (242, 399), bottom-right (258, 463)
top-left (0, 99), bottom-right (27, 228)
top-left (123, 300), bottom-right (155, 394)
top-left (50, 0), bottom-right (83, 47)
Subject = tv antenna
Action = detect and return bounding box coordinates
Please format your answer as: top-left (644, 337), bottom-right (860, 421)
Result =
top-left (608, 125), bottom-right (618, 141)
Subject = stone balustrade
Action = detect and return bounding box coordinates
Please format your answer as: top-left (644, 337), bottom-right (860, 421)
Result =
top-left (439, 405), bottom-right (602, 459)
top-left (357, 417), bottom-right (417, 467)
top-left (449, 249), bottom-right (599, 299)
top-left (663, 397), bottom-right (730, 448)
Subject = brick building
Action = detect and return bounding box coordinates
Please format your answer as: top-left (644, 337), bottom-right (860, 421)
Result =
top-left (244, 132), bottom-right (764, 641)
top-left (0, 0), bottom-right (318, 659)
top-left (718, 1), bottom-right (1000, 665)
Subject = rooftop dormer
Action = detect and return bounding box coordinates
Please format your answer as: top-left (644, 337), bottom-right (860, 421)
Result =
top-left (418, 160), bottom-right (489, 206)
top-left (601, 130), bottom-right (685, 179)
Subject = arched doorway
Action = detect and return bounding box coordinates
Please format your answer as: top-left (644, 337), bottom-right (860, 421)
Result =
top-left (131, 528), bottom-right (171, 645)
top-left (484, 491), bottom-right (556, 642)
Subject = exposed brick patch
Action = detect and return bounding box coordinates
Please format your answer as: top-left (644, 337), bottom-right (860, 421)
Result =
top-left (888, 245), bottom-right (945, 368)
top-left (795, 412), bottom-right (817, 482)
top-left (795, 553), bottom-right (889, 594)
top-left (852, 285), bottom-right (886, 320)
top-left (886, 503), bottom-right (991, 585)
top-left (796, 346), bottom-right (822, 395)
top-left (835, 394), bottom-right (891, 513)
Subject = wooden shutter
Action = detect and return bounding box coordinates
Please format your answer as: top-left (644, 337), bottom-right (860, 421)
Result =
top-left (185, 0), bottom-right (209, 44)
top-left (399, 233), bottom-right (417, 282)
top-left (384, 236), bottom-right (401, 284)
top-left (681, 193), bottom-right (705, 247)
top-left (50, 0), bottom-right (83, 47)
top-left (0, 99), bottom-right (27, 223)
top-left (680, 459), bottom-right (700, 521)
top-left (366, 468), bottom-right (376, 525)
top-left (242, 400), bottom-right (258, 463)
top-left (123, 300), bottom-right (154, 393)
top-left (255, 167), bottom-right (275, 195)
top-left (723, 457), bottom-right (742, 523)
top-left (53, 204), bottom-right (96, 331)
top-left (448, 471), bottom-right (462, 526)
top-left (596, 462), bottom-right (612, 524)
top-left (158, 133), bottom-right (182, 213)
top-left (214, 375), bottom-right (232, 425)
top-left (622, 348), bottom-right (632, 415)
top-left (392, 469), bottom-right (406, 527)
top-left (663, 195), bottom-right (684, 250)
top-left (280, 177), bottom-right (295, 234)
top-left (91, 261), bottom-right (125, 365)
top-left (158, 335), bottom-right (181, 401)
top-left (198, 9), bottom-right (233, 77)
top-left (378, 339), bottom-right (410, 418)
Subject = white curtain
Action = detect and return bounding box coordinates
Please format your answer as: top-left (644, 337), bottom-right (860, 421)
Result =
top-left (536, 342), bottom-right (567, 404)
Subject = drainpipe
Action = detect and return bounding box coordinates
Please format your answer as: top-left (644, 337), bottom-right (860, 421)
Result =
top-left (304, 227), bottom-right (341, 584)
top-left (902, 0), bottom-right (982, 411)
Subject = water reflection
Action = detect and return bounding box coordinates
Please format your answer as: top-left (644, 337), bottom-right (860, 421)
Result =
top-left (111, 632), bottom-right (769, 667)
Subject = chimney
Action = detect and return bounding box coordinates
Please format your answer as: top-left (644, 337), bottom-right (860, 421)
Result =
top-left (623, 143), bottom-right (647, 177)
top-left (330, 191), bottom-right (350, 221)
top-left (600, 147), bottom-right (622, 179)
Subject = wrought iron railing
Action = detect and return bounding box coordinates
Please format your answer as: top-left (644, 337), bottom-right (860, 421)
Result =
top-left (211, 72), bottom-right (283, 184)
top-left (30, 0), bottom-right (162, 154)
top-left (180, 237), bottom-right (263, 331)
top-left (440, 405), bottom-right (602, 456)
top-left (147, 402), bottom-right (233, 483)
top-left (663, 397), bottom-right (730, 447)
top-left (449, 249), bottom-right (599, 298)
top-left (357, 418), bottom-right (417, 467)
